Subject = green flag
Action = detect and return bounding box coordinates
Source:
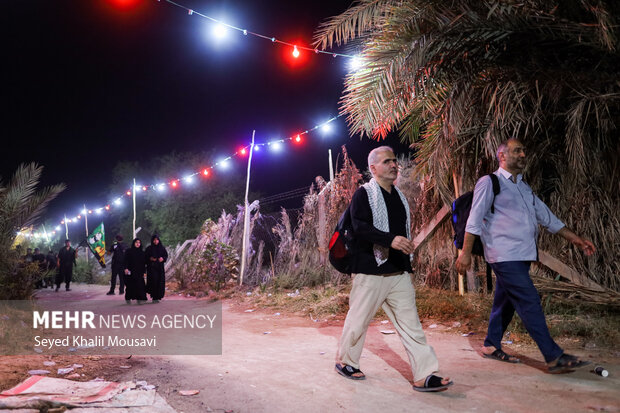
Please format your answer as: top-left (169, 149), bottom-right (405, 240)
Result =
top-left (87, 222), bottom-right (106, 268)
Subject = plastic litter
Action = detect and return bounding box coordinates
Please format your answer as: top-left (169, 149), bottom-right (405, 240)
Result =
top-left (57, 367), bottom-right (74, 375)
top-left (27, 370), bottom-right (50, 375)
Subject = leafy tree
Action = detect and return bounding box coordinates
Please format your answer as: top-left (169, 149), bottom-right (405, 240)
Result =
top-left (315, 0), bottom-right (620, 288)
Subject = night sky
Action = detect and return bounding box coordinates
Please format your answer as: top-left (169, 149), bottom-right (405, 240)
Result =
top-left (1, 0), bottom-right (411, 227)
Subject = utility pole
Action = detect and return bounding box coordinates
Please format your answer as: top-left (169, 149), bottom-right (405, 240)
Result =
top-left (133, 178), bottom-right (137, 239)
top-left (239, 130), bottom-right (255, 286)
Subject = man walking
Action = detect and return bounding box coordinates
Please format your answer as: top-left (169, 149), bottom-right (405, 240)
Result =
top-left (107, 234), bottom-right (126, 295)
top-left (56, 239), bottom-right (76, 292)
top-left (456, 138), bottom-right (595, 373)
top-left (335, 146), bottom-right (452, 392)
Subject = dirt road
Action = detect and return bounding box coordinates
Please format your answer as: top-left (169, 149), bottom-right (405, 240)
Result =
top-left (9, 284), bottom-right (620, 413)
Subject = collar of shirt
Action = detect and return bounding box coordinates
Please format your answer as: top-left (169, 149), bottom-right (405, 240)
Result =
top-left (498, 167), bottom-right (522, 183)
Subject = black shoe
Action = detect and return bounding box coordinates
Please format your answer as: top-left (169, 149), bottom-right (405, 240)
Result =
top-left (106, 291), bottom-right (115, 295)
top-left (66, 288), bottom-right (71, 291)
top-left (119, 290), bottom-right (124, 294)
top-left (55, 287), bottom-right (59, 292)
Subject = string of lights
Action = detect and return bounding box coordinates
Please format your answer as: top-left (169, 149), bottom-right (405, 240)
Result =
top-left (158, 0), bottom-right (355, 59)
top-left (17, 114), bottom-right (345, 240)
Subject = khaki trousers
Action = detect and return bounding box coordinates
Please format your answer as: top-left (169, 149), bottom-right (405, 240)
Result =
top-left (337, 272), bottom-right (439, 381)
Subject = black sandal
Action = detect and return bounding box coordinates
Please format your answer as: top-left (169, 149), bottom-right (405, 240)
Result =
top-left (413, 375), bottom-right (453, 392)
top-left (548, 353), bottom-right (591, 373)
top-left (483, 349), bottom-right (520, 363)
top-left (335, 363), bottom-right (366, 380)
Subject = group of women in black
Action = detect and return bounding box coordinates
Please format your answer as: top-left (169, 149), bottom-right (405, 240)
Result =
top-left (123, 234), bottom-right (168, 304)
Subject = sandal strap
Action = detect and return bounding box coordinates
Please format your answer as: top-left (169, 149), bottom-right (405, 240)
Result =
top-left (425, 375), bottom-right (444, 388)
top-left (493, 349), bottom-right (512, 361)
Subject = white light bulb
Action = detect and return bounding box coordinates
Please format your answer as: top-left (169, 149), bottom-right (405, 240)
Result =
top-left (213, 23), bottom-right (227, 38)
top-left (349, 56), bottom-right (363, 71)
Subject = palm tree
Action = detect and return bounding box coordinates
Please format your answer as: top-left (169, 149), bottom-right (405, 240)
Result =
top-left (314, 0), bottom-right (620, 289)
top-left (0, 163), bottom-right (65, 249)
top-left (0, 163), bottom-right (65, 298)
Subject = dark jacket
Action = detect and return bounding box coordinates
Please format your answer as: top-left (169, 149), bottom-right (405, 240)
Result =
top-left (110, 241), bottom-right (127, 268)
top-left (58, 246), bottom-right (76, 269)
top-left (349, 185), bottom-right (412, 275)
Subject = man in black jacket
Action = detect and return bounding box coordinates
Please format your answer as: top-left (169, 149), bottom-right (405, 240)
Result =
top-left (107, 234), bottom-right (126, 295)
top-left (335, 146), bottom-right (452, 392)
top-left (56, 239), bottom-right (76, 292)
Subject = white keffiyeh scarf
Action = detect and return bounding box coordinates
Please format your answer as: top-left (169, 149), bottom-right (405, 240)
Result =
top-left (362, 179), bottom-right (412, 266)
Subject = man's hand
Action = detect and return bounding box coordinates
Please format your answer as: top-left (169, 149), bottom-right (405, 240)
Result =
top-left (455, 252), bottom-right (472, 274)
top-left (391, 236), bottom-right (414, 255)
top-left (573, 237), bottom-right (596, 256)
top-left (124, 269), bottom-right (129, 275)
top-left (558, 227), bottom-right (596, 256)
top-left (158, 257), bottom-right (164, 262)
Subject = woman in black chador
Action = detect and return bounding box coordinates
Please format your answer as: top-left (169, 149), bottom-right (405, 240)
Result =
top-left (123, 238), bottom-right (147, 304)
top-left (145, 234), bottom-right (168, 303)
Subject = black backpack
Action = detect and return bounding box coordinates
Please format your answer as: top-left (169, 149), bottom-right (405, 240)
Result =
top-left (328, 206), bottom-right (355, 274)
top-left (451, 174), bottom-right (500, 256)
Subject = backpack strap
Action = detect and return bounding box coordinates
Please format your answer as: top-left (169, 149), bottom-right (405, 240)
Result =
top-left (488, 174), bottom-right (500, 214)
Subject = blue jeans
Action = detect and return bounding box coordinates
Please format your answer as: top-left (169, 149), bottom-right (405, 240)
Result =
top-left (484, 261), bottom-right (563, 363)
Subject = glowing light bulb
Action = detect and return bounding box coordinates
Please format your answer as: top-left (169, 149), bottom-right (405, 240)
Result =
top-left (271, 141), bottom-right (282, 151)
top-left (213, 23), bottom-right (227, 38)
top-left (295, 135), bottom-right (302, 143)
top-left (171, 180), bottom-right (178, 188)
top-left (55, 226), bottom-right (61, 231)
top-left (184, 175), bottom-right (194, 183)
top-left (142, 186), bottom-right (147, 191)
top-left (114, 198), bottom-right (122, 206)
top-left (105, 205), bottom-right (110, 210)
top-left (240, 148), bottom-right (247, 155)
top-left (321, 123), bottom-right (332, 134)
top-left (349, 56), bottom-right (363, 71)
top-left (126, 191), bottom-right (132, 196)
top-left (292, 45), bottom-right (300, 58)
top-left (81, 209), bottom-right (87, 215)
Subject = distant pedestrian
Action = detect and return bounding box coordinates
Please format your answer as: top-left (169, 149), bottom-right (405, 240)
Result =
top-left (45, 250), bottom-right (56, 271)
top-left (32, 248), bottom-right (46, 288)
top-left (145, 234), bottom-right (168, 303)
top-left (107, 234), bottom-right (127, 295)
top-left (56, 239), bottom-right (76, 292)
top-left (32, 248), bottom-right (46, 269)
top-left (45, 250), bottom-right (56, 288)
top-left (24, 248), bottom-right (33, 264)
top-left (123, 238), bottom-right (147, 304)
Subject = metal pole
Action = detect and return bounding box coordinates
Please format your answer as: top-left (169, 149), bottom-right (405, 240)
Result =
top-left (133, 178), bottom-right (137, 239)
top-left (84, 204), bottom-right (89, 263)
top-left (328, 149), bottom-right (334, 181)
top-left (64, 215), bottom-right (69, 240)
top-left (239, 130), bottom-right (255, 286)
